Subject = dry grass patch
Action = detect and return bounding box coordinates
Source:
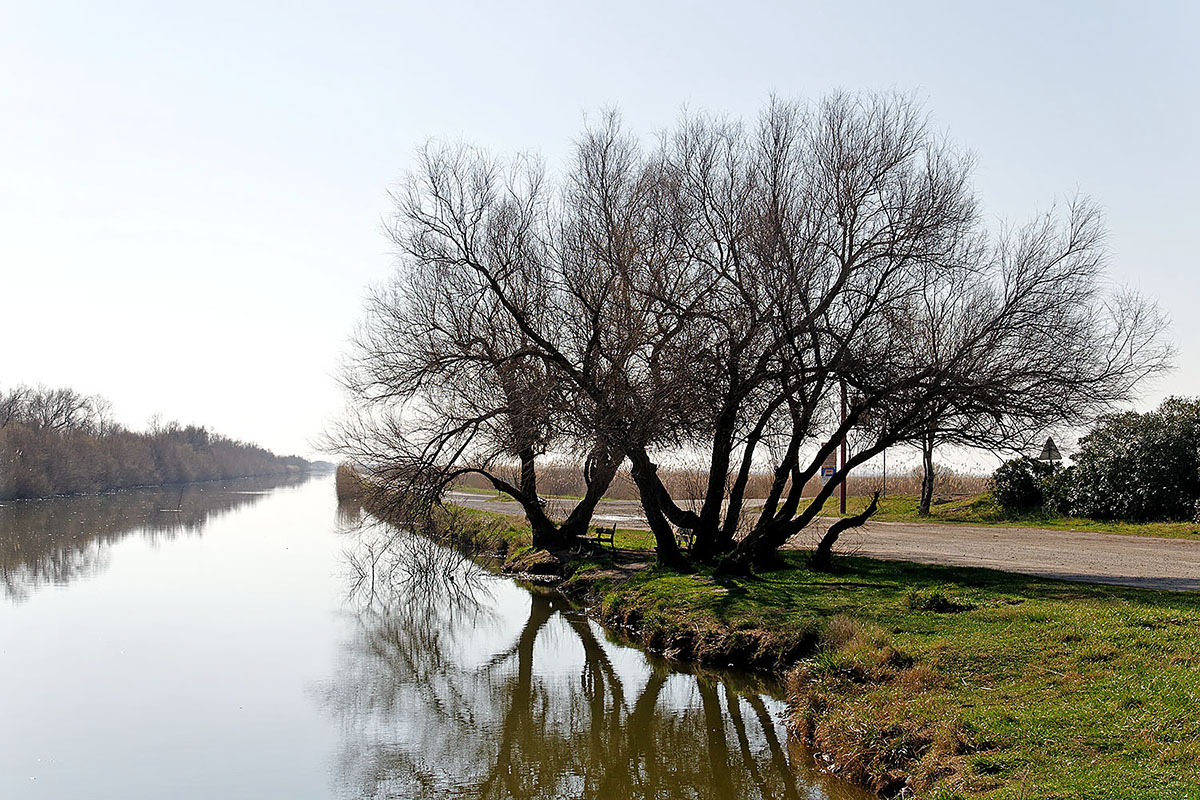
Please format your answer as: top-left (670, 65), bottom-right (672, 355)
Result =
top-left (789, 617), bottom-right (977, 796)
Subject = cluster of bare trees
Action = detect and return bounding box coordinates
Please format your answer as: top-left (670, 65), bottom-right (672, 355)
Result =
top-left (333, 92), bottom-right (1170, 572)
top-left (0, 384), bottom-right (311, 499)
top-left (0, 385), bottom-right (115, 435)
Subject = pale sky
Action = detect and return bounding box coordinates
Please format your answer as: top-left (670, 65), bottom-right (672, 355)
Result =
top-left (2, 1), bottom-right (1196, 459)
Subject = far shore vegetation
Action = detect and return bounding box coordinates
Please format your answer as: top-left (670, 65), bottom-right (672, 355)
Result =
top-left (0, 384), bottom-right (313, 501)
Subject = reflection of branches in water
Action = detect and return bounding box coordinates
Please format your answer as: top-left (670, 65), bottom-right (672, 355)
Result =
top-left (0, 474), bottom-right (310, 602)
top-left (321, 526), bottom-right (858, 800)
top-left (336, 505), bottom-right (493, 620)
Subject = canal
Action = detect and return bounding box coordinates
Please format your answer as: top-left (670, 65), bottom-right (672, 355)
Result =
top-left (0, 474), bottom-right (869, 799)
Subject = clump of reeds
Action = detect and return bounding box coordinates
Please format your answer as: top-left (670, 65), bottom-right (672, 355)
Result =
top-left (452, 460), bottom-right (990, 503)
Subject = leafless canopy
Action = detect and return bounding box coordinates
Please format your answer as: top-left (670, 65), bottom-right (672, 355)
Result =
top-left (333, 92), bottom-right (1171, 569)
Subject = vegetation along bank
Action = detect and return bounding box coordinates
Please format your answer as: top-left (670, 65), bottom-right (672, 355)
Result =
top-left (338, 472), bottom-right (1200, 800)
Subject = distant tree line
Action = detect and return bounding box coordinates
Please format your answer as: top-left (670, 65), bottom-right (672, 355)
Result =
top-left (0, 384), bottom-right (310, 500)
top-left (993, 397), bottom-right (1200, 522)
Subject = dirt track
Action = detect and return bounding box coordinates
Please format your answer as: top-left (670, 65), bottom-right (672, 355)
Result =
top-left (808, 520), bottom-right (1200, 592)
top-left (446, 491), bottom-right (1200, 592)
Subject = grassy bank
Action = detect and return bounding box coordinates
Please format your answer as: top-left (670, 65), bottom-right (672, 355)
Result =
top-left (350, 479), bottom-right (1200, 799)
top-left (570, 551), bottom-right (1200, 799)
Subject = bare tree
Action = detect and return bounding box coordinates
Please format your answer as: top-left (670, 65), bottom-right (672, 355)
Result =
top-left (0, 385), bottom-right (31, 428)
top-left (341, 92), bottom-right (1170, 573)
top-left (0, 384), bottom-right (112, 434)
top-left (332, 145), bottom-right (623, 549)
top-left (910, 202), bottom-right (1172, 515)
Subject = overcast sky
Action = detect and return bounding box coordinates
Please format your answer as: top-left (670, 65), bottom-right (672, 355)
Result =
top-left (2, 1), bottom-right (1196, 460)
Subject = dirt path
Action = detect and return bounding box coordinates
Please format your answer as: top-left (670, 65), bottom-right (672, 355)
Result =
top-left (808, 520), bottom-right (1200, 592)
top-left (445, 491), bottom-right (1200, 592)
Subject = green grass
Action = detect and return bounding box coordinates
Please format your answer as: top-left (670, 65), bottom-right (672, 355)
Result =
top-left (445, 484), bottom-right (509, 497)
top-left (439, 500), bottom-right (1200, 796)
top-left (448, 483), bottom-right (596, 502)
top-left (819, 493), bottom-right (1200, 540)
top-left (433, 504), bottom-right (532, 552)
top-left (581, 555), bottom-right (1200, 798)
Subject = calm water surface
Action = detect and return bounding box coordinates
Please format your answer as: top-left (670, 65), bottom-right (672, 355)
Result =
top-left (0, 476), bottom-right (869, 799)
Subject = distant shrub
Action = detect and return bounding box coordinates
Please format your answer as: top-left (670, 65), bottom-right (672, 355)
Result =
top-left (904, 586), bottom-right (975, 613)
top-left (1040, 464), bottom-right (1076, 516)
top-left (990, 457), bottom-right (1054, 515)
top-left (1068, 397), bottom-right (1200, 521)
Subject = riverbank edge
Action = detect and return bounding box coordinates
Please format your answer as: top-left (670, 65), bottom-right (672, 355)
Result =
top-left (343, 472), bottom-right (1200, 799)
top-left (346, 482), bottom-right (985, 799)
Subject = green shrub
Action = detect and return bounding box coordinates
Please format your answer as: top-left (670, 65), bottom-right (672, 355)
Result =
top-left (904, 586), bottom-right (975, 613)
top-left (990, 457), bottom-right (1053, 515)
top-left (1041, 464), bottom-right (1076, 515)
top-left (1068, 397), bottom-right (1200, 521)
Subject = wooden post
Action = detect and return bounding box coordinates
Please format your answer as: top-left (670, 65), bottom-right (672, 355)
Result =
top-left (840, 382), bottom-right (848, 515)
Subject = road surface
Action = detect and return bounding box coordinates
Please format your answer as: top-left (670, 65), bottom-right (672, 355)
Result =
top-left (445, 491), bottom-right (1200, 592)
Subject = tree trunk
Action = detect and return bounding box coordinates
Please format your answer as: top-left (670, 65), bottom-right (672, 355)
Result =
top-left (692, 408), bottom-right (736, 559)
top-left (722, 441), bottom-right (883, 575)
top-left (557, 446), bottom-right (622, 540)
top-left (630, 456), bottom-right (688, 570)
top-left (811, 492), bottom-right (879, 571)
top-left (511, 447), bottom-right (577, 550)
top-left (919, 433), bottom-right (935, 517)
top-left (528, 512), bottom-right (567, 550)
top-left (518, 446), bottom-right (538, 499)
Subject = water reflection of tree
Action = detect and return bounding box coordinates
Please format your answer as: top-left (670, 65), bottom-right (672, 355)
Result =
top-left (0, 474), bottom-right (309, 602)
top-left (324, 526), bottom-right (862, 800)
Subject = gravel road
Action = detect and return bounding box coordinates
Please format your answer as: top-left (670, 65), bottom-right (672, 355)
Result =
top-left (445, 491), bottom-right (1200, 592)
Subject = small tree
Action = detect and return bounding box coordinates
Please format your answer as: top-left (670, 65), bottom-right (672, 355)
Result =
top-left (911, 207), bottom-right (1172, 517)
top-left (330, 146), bottom-right (622, 549)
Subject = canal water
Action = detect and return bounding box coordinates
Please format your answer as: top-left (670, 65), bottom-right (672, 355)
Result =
top-left (0, 475), bottom-right (869, 799)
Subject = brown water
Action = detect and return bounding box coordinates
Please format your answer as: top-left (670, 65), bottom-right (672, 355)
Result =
top-left (0, 475), bottom-right (870, 799)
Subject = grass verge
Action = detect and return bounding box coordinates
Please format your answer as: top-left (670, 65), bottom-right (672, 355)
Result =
top-left (569, 552), bottom-right (1200, 799)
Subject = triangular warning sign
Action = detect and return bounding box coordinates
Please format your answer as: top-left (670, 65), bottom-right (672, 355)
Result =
top-left (1038, 437), bottom-right (1062, 462)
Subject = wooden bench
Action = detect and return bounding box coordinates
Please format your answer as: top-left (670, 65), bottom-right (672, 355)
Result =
top-left (586, 523), bottom-right (617, 552)
top-left (674, 527), bottom-right (695, 552)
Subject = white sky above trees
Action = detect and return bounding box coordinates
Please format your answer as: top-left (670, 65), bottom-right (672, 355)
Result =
top-left (1, 1), bottom-right (1196, 462)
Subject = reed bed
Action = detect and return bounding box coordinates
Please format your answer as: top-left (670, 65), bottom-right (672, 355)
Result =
top-left (454, 461), bottom-right (990, 501)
